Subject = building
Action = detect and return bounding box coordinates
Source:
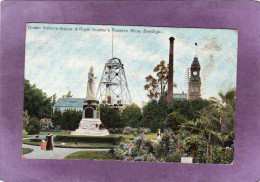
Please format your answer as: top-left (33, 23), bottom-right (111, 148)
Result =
top-left (53, 96), bottom-right (85, 113)
top-left (188, 56), bottom-right (201, 100)
top-left (173, 92), bottom-right (187, 100)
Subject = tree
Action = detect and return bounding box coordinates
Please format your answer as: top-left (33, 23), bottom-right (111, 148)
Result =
top-left (25, 117), bottom-right (41, 135)
top-left (59, 110), bottom-right (82, 130)
top-left (51, 108), bottom-right (62, 128)
top-left (121, 103), bottom-right (142, 127)
top-left (210, 88), bottom-right (236, 111)
top-left (166, 111), bottom-right (186, 132)
top-left (144, 60), bottom-right (176, 99)
top-left (100, 105), bottom-right (122, 128)
top-left (210, 88), bottom-right (236, 132)
top-left (23, 110), bottom-right (30, 129)
top-left (141, 100), bottom-right (164, 132)
top-left (66, 90), bottom-right (73, 98)
top-left (52, 93), bottom-right (57, 105)
top-left (167, 99), bottom-right (210, 121)
top-left (24, 79), bottom-right (52, 119)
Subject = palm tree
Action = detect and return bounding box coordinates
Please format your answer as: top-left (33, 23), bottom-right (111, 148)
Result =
top-left (210, 88), bottom-right (236, 111)
top-left (210, 88), bottom-right (236, 146)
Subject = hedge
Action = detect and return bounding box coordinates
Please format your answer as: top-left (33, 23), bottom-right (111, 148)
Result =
top-left (54, 135), bottom-right (122, 144)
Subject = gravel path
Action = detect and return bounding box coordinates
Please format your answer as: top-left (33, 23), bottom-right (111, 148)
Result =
top-left (22, 144), bottom-right (109, 159)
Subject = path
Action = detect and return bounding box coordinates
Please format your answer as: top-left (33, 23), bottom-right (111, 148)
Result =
top-left (22, 144), bottom-right (109, 159)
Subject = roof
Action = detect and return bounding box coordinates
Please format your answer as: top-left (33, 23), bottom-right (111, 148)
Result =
top-left (54, 98), bottom-right (85, 107)
top-left (173, 93), bottom-right (187, 99)
top-left (191, 57), bottom-right (200, 69)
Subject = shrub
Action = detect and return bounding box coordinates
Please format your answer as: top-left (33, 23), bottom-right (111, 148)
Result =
top-left (100, 105), bottom-right (122, 128)
top-left (40, 118), bottom-right (53, 130)
top-left (54, 135), bottom-right (121, 144)
top-left (29, 138), bottom-right (42, 142)
top-left (122, 127), bottom-right (137, 135)
top-left (138, 127), bottom-right (151, 134)
top-left (167, 152), bottom-right (182, 162)
top-left (108, 128), bottom-right (123, 134)
top-left (166, 111), bottom-right (185, 132)
top-left (25, 117), bottom-right (41, 135)
top-left (60, 110), bottom-right (82, 130)
top-left (112, 132), bottom-right (157, 162)
top-left (121, 103), bottom-right (142, 127)
top-left (27, 125), bottom-right (39, 135)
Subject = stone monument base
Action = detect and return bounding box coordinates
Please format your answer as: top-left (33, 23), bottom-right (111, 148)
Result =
top-left (71, 118), bottom-right (110, 136)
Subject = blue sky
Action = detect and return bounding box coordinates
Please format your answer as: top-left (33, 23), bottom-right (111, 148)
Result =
top-left (25, 23), bottom-right (238, 106)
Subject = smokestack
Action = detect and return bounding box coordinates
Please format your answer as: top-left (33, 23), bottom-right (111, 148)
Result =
top-left (167, 37), bottom-right (175, 103)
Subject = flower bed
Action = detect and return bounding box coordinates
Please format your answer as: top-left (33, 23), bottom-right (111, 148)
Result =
top-left (111, 132), bottom-right (157, 162)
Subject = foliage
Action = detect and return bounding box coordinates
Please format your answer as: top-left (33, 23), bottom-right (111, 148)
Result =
top-left (167, 99), bottom-right (210, 121)
top-left (55, 135), bottom-right (121, 144)
top-left (22, 148), bottom-right (34, 155)
top-left (108, 128), bottom-right (123, 134)
top-left (24, 79), bottom-right (52, 119)
top-left (155, 129), bottom-right (176, 162)
top-left (51, 108), bottom-right (62, 128)
top-left (52, 93), bottom-right (57, 106)
top-left (25, 117), bottom-right (41, 135)
top-left (23, 110), bottom-right (30, 129)
top-left (100, 105), bottom-right (122, 128)
top-left (40, 118), bottom-right (53, 130)
top-left (121, 103), bottom-right (142, 127)
top-left (166, 111), bottom-right (186, 132)
top-left (64, 151), bottom-right (115, 160)
top-left (141, 99), bottom-right (167, 132)
top-left (122, 127), bottom-right (138, 135)
top-left (66, 90), bottom-right (73, 97)
top-left (112, 131), bottom-right (157, 162)
top-left (138, 127), bottom-right (151, 134)
top-left (144, 60), bottom-right (176, 99)
top-left (59, 110), bottom-right (82, 130)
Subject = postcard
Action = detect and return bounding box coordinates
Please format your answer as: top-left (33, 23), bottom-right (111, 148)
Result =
top-left (22, 23), bottom-right (237, 164)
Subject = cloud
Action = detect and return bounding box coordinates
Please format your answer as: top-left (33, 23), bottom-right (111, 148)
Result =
top-left (203, 38), bottom-right (222, 51)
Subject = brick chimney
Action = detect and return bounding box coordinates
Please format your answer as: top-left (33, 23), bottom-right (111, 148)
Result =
top-left (167, 37), bottom-right (175, 103)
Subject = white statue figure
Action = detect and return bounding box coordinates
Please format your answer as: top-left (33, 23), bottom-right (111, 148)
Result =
top-left (157, 129), bottom-right (161, 143)
top-left (86, 66), bottom-right (95, 100)
top-left (71, 65), bottom-right (109, 136)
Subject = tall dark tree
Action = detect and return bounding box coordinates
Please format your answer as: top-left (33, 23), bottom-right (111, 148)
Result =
top-left (100, 105), bottom-right (122, 128)
top-left (59, 110), bottom-right (82, 130)
top-left (25, 117), bottom-right (41, 135)
top-left (52, 93), bottom-right (57, 105)
top-left (141, 100), bottom-right (165, 132)
top-left (23, 79), bottom-right (52, 119)
top-left (51, 108), bottom-right (62, 128)
top-left (121, 103), bottom-right (142, 127)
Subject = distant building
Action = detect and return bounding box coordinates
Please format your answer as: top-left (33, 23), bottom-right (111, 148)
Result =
top-left (53, 96), bottom-right (85, 113)
top-left (173, 92), bottom-right (187, 100)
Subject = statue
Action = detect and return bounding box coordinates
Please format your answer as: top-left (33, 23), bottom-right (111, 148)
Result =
top-left (86, 66), bottom-right (95, 100)
top-left (71, 65), bottom-right (109, 136)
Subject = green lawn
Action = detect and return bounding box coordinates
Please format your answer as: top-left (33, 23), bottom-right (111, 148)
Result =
top-left (22, 148), bottom-right (34, 154)
top-left (22, 139), bottom-right (113, 149)
top-left (64, 151), bottom-right (114, 160)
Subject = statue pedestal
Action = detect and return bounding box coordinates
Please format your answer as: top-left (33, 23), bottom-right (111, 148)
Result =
top-left (71, 118), bottom-right (110, 136)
